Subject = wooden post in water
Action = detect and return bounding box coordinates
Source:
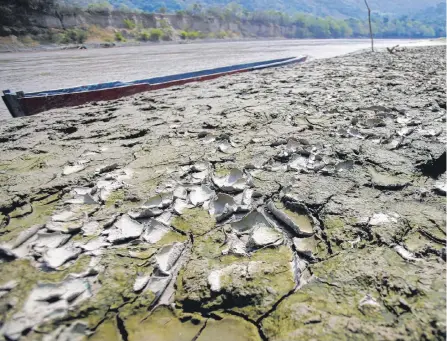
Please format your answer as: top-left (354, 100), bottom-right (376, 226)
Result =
top-left (363, 0), bottom-right (374, 52)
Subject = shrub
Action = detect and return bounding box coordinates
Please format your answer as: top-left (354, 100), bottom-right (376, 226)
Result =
top-left (217, 31), bottom-right (228, 39)
top-left (149, 28), bottom-right (163, 41)
top-left (139, 30), bottom-right (150, 41)
top-left (179, 30), bottom-right (188, 40)
top-left (115, 31), bottom-right (125, 42)
top-left (60, 29), bottom-right (88, 44)
top-left (139, 29), bottom-right (162, 42)
top-left (178, 30), bottom-right (203, 40)
top-left (123, 19), bottom-right (136, 30)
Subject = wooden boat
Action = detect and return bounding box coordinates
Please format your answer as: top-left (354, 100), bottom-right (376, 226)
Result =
top-left (2, 56), bottom-right (307, 118)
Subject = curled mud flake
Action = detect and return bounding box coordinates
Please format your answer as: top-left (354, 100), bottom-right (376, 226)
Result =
top-left (155, 242), bottom-right (185, 274)
top-left (11, 224), bottom-right (43, 249)
top-left (397, 127), bottom-right (414, 137)
top-left (288, 155), bottom-right (309, 172)
top-left (145, 192), bottom-right (173, 209)
top-left (388, 136), bottom-right (405, 150)
top-left (66, 187), bottom-right (98, 205)
top-left (285, 138), bottom-right (302, 153)
top-left (358, 294), bottom-right (382, 315)
top-left (155, 211), bottom-right (173, 226)
top-left (46, 220), bottom-right (84, 234)
top-left (394, 244), bottom-right (418, 261)
top-left (42, 321), bottom-right (89, 341)
top-left (347, 127), bottom-right (365, 139)
top-left (189, 185), bottom-right (215, 206)
top-left (0, 245), bottom-right (17, 261)
top-left (434, 180), bottom-right (446, 195)
top-left (95, 163), bottom-right (119, 174)
top-left (191, 170), bottom-right (208, 183)
top-left (369, 213), bottom-right (398, 226)
top-left (368, 167), bottom-right (409, 189)
top-left (42, 243), bottom-right (82, 268)
top-left (106, 214), bottom-right (144, 244)
top-left (141, 219), bottom-right (170, 244)
top-left (203, 134), bottom-right (216, 144)
top-left (212, 168), bottom-right (250, 193)
top-left (231, 210), bottom-right (272, 234)
top-left (96, 179), bottom-right (123, 202)
top-left (248, 224), bottom-right (283, 249)
top-left (335, 160), bottom-right (354, 172)
top-left (173, 186), bottom-right (188, 200)
top-left (52, 211), bottom-right (78, 222)
top-left (173, 199), bottom-right (193, 215)
top-left (133, 275), bottom-right (151, 292)
top-left (419, 128), bottom-right (443, 137)
top-left (222, 232), bottom-right (247, 256)
top-left (267, 201), bottom-right (314, 237)
top-left (209, 193), bottom-right (237, 221)
top-left (62, 161), bottom-right (89, 176)
top-left (79, 236), bottom-right (110, 252)
top-left (293, 236), bottom-right (318, 259)
top-left (192, 162), bottom-right (209, 172)
top-left (218, 140), bottom-right (238, 154)
top-left (0, 280), bottom-right (17, 298)
top-left (81, 221), bottom-right (101, 236)
top-left (2, 279), bottom-right (92, 340)
top-left (33, 232), bottom-right (71, 252)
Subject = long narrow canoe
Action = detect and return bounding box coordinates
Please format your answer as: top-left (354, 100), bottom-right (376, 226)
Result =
top-left (2, 56), bottom-right (307, 118)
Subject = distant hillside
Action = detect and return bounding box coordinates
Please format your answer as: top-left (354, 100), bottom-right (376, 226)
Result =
top-left (63, 0), bottom-right (442, 19)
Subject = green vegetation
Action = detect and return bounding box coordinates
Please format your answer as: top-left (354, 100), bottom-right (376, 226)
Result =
top-left (123, 18), bottom-right (136, 29)
top-left (138, 28), bottom-right (163, 41)
top-left (65, 1), bottom-right (445, 39)
top-left (60, 28), bottom-right (88, 43)
top-left (114, 31), bottom-right (125, 41)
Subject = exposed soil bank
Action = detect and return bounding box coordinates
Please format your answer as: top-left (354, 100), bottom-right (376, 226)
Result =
top-left (0, 46), bottom-right (445, 341)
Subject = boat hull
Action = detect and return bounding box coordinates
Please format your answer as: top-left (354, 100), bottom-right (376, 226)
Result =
top-left (2, 56), bottom-right (307, 118)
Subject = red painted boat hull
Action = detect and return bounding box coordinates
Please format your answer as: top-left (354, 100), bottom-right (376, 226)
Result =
top-left (3, 56), bottom-right (307, 117)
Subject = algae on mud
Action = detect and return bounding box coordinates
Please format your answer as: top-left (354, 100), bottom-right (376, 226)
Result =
top-left (0, 46), bottom-right (446, 341)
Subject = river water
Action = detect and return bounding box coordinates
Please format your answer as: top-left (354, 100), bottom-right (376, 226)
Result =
top-left (0, 38), bottom-right (443, 119)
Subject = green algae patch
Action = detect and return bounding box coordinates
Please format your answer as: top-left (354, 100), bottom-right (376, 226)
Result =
top-left (261, 246), bottom-right (447, 340)
top-left (0, 195), bottom-right (58, 243)
top-left (71, 252), bottom-right (154, 328)
top-left (3, 153), bottom-right (51, 174)
top-left (156, 230), bottom-right (188, 246)
top-left (171, 208), bottom-right (216, 236)
top-left (0, 256), bottom-right (91, 322)
top-left (87, 318), bottom-right (121, 341)
top-left (261, 281), bottom-right (397, 341)
top-left (124, 306), bottom-right (203, 341)
top-left (105, 190), bottom-right (125, 208)
top-left (213, 167), bottom-right (231, 177)
top-left (177, 240), bottom-right (296, 321)
top-left (197, 314), bottom-right (262, 341)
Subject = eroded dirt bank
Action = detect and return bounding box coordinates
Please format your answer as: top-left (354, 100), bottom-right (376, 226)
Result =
top-left (0, 46), bottom-right (445, 341)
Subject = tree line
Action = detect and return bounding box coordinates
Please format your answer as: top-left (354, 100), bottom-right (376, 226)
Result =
top-left (2, 0), bottom-right (445, 39)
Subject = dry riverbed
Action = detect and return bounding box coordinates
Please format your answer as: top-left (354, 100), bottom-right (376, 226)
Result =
top-left (0, 46), bottom-right (445, 341)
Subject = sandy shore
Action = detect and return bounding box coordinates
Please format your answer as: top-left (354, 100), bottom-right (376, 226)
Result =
top-left (0, 46), bottom-right (445, 341)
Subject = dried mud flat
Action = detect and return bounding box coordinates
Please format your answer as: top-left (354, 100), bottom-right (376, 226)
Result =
top-left (0, 46), bottom-right (445, 341)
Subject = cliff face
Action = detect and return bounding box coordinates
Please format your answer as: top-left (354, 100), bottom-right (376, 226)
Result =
top-left (1, 9), bottom-right (300, 39)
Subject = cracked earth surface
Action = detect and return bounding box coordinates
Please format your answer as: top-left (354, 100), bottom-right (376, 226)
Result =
top-left (0, 46), bottom-right (445, 341)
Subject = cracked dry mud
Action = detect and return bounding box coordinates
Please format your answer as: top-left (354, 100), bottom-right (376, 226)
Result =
top-left (0, 46), bottom-right (446, 341)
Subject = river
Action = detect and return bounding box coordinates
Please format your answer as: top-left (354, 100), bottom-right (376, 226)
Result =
top-left (0, 38), bottom-right (443, 119)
